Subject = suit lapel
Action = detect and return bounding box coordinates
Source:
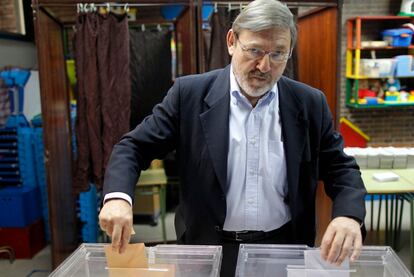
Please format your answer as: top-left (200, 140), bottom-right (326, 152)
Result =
top-left (200, 66), bottom-right (231, 194)
top-left (278, 77), bottom-right (308, 205)
top-left (199, 71), bottom-right (308, 197)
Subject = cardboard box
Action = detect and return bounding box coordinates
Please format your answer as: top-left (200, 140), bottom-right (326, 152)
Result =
top-left (133, 187), bottom-right (160, 216)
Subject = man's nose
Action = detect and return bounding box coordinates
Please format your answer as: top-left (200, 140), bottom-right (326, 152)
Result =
top-left (256, 54), bottom-right (271, 73)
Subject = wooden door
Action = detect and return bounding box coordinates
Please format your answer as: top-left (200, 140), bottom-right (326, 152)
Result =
top-left (297, 6), bottom-right (339, 245)
top-left (33, 6), bottom-right (78, 267)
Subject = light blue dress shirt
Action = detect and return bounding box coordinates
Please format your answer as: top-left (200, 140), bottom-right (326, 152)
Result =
top-left (105, 68), bottom-right (291, 232)
top-left (223, 67), bottom-right (291, 232)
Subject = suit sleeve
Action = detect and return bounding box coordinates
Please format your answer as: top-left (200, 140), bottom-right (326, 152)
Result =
top-left (318, 93), bottom-right (367, 224)
top-left (102, 78), bottom-right (181, 201)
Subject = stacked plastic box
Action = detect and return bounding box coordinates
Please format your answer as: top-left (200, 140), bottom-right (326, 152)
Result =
top-left (17, 127), bottom-right (37, 187)
top-left (235, 244), bottom-right (412, 277)
top-left (0, 128), bottom-right (20, 186)
top-left (0, 70), bottom-right (47, 257)
top-left (49, 243), bottom-right (222, 277)
top-left (32, 126), bottom-right (50, 241)
top-left (0, 115), bottom-right (38, 187)
top-left (0, 185), bottom-right (45, 258)
top-left (31, 114), bottom-right (100, 243)
top-left (344, 147), bottom-right (414, 169)
top-left (78, 184), bottom-right (100, 242)
top-left (0, 186), bottom-right (42, 227)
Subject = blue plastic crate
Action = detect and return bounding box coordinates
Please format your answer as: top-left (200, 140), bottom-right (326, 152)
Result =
top-left (38, 184), bottom-right (48, 217)
top-left (0, 157), bottom-right (19, 163)
top-left (17, 127), bottom-right (37, 187)
top-left (31, 115), bottom-right (42, 128)
top-left (78, 184), bottom-right (100, 242)
top-left (43, 217), bottom-right (51, 242)
top-left (382, 28), bottom-right (413, 47)
top-left (32, 128), bottom-right (50, 241)
top-left (33, 128), bottom-right (46, 187)
top-left (395, 55), bottom-right (414, 77)
top-left (5, 115), bottom-right (29, 129)
top-left (0, 186), bottom-right (42, 227)
top-left (81, 225), bottom-right (98, 242)
top-left (0, 127), bottom-right (17, 134)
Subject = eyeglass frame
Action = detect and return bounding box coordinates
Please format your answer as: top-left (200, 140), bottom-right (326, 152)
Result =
top-left (234, 33), bottom-right (293, 63)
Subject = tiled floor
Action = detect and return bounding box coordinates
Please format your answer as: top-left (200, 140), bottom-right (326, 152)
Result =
top-left (1, 201), bottom-right (413, 276)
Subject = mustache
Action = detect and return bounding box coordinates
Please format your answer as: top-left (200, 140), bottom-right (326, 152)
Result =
top-left (249, 71), bottom-right (269, 79)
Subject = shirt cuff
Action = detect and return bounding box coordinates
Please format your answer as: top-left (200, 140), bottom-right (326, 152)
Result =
top-left (104, 192), bottom-right (132, 206)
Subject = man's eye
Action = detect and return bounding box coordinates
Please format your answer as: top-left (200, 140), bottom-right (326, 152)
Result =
top-left (248, 48), bottom-right (261, 55)
top-left (270, 51), bottom-right (284, 58)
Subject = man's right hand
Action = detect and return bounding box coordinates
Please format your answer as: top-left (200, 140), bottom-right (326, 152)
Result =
top-left (99, 199), bottom-right (133, 254)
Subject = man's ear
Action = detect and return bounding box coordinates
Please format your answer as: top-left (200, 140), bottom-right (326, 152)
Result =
top-left (226, 29), bottom-right (236, 56)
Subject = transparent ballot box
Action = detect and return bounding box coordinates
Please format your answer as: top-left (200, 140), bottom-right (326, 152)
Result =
top-left (50, 243), bottom-right (222, 277)
top-left (235, 244), bottom-right (412, 277)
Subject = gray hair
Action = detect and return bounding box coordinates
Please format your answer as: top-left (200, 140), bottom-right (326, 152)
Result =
top-left (232, 0), bottom-right (297, 48)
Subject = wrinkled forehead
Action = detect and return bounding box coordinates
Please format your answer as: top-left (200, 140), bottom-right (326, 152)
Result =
top-left (236, 28), bottom-right (292, 49)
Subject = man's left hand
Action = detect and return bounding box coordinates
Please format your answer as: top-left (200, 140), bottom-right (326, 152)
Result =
top-left (320, 216), bottom-right (362, 265)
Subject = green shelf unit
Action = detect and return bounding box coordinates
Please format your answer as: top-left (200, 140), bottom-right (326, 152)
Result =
top-left (345, 16), bottom-right (414, 109)
top-left (346, 78), bottom-right (414, 108)
top-left (347, 102), bottom-right (414, 108)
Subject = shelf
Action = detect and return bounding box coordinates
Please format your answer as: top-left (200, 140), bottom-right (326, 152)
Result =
top-left (347, 102), bottom-right (414, 108)
top-left (349, 46), bottom-right (414, 50)
top-left (346, 16), bottom-right (414, 109)
top-left (347, 16), bottom-right (412, 21)
top-left (347, 75), bottom-right (414, 79)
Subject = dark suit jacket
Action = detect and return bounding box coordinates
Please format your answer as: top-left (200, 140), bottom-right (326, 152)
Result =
top-left (103, 65), bottom-right (367, 246)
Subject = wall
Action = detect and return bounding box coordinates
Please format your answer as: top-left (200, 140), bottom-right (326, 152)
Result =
top-left (0, 38), bottom-right (37, 68)
top-left (339, 0), bottom-right (414, 146)
top-left (0, 0), bottom-right (37, 69)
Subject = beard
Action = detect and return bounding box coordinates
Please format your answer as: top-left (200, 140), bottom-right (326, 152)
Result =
top-left (233, 68), bottom-right (278, 98)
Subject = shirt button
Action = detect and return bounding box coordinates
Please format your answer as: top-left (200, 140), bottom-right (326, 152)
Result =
top-left (248, 199), bottom-right (254, 204)
top-left (249, 170), bottom-right (255, 175)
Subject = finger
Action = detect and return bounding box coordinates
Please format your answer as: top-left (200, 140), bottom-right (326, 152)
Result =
top-left (99, 217), bottom-right (107, 231)
top-left (111, 224), bottom-right (122, 252)
top-left (106, 223), bottom-right (114, 237)
top-left (350, 232), bottom-right (362, 262)
top-left (335, 235), bottom-right (354, 266)
top-left (119, 224), bottom-right (132, 254)
top-left (320, 227), bottom-right (335, 261)
top-left (327, 232), bottom-right (345, 264)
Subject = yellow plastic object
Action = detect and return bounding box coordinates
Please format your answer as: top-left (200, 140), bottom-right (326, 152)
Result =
top-left (346, 49), bottom-right (352, 77)
top-left (358, 98), bottom-right (367, 105)
top-left (66, 59), bottom-right (76, 86)
top-left (385, 91), bottom-right (400, 97)
top-left (355, 49), bottom-right (361, 77)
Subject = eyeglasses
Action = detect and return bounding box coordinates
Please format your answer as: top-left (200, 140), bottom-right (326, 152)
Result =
top-left (236, 36), bottom-right (292, 63)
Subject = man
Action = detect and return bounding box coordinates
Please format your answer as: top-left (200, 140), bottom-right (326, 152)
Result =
top-left (99, 0), bottom-right (366, 276)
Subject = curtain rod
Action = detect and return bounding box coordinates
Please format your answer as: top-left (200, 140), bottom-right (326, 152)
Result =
top-left (63, 19), bottom-right (176, 27)
top-left (203, 1), bottom-right (337, 7)
top-left (37, 2), bottom-right (190, 8)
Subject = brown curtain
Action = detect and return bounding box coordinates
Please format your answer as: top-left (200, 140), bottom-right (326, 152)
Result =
top-left (129, 28), bottom-right (173, 128)
top-left (205, 7), bottom-right (238, 71)
top-left (204, 7), bottom-right (297, 79)
top-left (74, 12), bottom-right (131, 192)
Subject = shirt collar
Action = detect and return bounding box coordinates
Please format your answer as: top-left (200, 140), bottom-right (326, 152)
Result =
top-left (229, 65), bottom-right (277, 108)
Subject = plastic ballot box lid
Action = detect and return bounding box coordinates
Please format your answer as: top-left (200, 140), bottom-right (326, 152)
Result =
top-left (49, 243), bottom-right (222, 277)
top-left (235, 244), bottom-right (412, 277)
